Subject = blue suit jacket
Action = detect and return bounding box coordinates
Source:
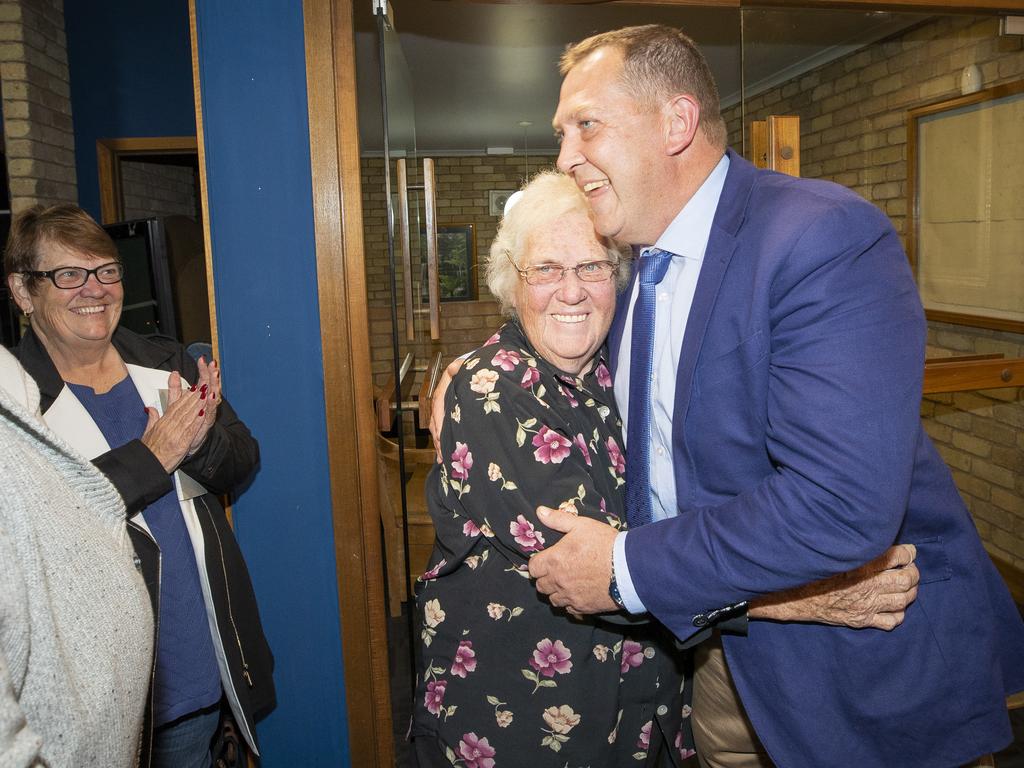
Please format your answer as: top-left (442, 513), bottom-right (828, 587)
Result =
top-left (609, 150), bottom-right (1024, 767)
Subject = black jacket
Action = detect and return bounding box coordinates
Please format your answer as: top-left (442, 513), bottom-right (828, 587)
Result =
top-left (14, 327), bottom-right (275, 761)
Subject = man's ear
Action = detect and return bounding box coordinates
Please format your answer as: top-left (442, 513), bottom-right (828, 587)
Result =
top-left (664, 94), bottom-right (701, 155)
top-left (7, 273), bottom-right (34, 315)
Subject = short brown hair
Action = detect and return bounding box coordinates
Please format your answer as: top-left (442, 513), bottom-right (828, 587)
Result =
top-left (560, 24), bottom-right (727, 148)
top-left (4, 204), bottom-right (119, 291)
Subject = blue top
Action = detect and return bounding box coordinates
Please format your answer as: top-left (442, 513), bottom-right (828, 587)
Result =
top-left (69, 377), bottom-right (222, 726)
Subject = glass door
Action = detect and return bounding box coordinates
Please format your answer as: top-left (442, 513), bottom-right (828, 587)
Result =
top-left (371, 1), bottom-right (440, 760)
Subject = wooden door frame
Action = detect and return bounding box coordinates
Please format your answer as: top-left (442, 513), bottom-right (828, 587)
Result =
top-left (303, 0), bottom-right (395, 764)
top-left (300, 0), bottom-right (1024, 763)
top-left (95, 136), bottom-right (199, 225)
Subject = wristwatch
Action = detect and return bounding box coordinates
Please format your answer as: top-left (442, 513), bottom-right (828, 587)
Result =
top-left (608, 556), bottom-right (625, 609)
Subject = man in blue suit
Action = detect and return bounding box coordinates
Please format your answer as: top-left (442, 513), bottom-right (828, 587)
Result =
top-left (529, 24), bottom-right (1024, 767)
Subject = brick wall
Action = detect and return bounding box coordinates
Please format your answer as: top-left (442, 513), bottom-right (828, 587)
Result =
top-left (121, 158), bottom-right (198, 222)
top-left (722, 14), bottom-right (1024, 565)
top-left (361, 154), bottom-right (554, 386)
top-left (0, 0), bottom-right (76, 211)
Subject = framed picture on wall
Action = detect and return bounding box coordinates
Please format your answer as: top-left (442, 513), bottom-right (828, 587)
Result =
top-left (907, 80), bottom-right (1024, 334)
top-left (421, 222), bottom-right (478, 302)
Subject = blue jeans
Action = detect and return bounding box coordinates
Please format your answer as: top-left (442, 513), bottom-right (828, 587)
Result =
top-left (152, 704), bottom-right (221, 768)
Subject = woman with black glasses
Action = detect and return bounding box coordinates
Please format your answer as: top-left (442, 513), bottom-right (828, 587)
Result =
top-left (5, 204), bottom-right (274, 768)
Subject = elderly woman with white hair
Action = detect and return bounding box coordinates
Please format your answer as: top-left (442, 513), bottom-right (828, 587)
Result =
top-left (410, 171), bottom-right (687, 767)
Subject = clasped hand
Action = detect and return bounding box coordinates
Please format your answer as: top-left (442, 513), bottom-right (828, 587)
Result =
top-left (141, 357), bottom-right (222, 473)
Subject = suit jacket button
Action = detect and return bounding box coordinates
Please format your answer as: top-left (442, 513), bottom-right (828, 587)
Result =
top-left (693, 614), bottom-right (709, 627)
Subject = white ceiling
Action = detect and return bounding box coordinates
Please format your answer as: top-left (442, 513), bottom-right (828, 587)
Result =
top-left (353, 1), bottom-right (928, 155)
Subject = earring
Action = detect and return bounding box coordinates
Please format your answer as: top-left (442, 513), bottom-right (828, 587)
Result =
top-left (22, 307), bottom-right (32, 317)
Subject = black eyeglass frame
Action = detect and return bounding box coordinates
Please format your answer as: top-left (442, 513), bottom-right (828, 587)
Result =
top-left (503, 250), bottom-right (618, 286)
top-left (21, 261), bottom-right (125, 289)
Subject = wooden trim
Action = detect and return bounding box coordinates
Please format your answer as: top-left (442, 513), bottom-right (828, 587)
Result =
top-left (451, 0), bottom-right (1022, 13)
top-left (96, 139), bottom-right (120, 224)
top-left (188, 3), bottom-right (219, 360)
top-left (304, 0), bottom-right (394, 764)
top-left (923, 357), bottom-right (1024, 394)
top-left (423, 158), bottom-right (441, 340)
top-left (94, 136), bottom-right (199, 225)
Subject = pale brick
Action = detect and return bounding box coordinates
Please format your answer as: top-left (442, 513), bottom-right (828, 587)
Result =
top-left (953, 391), bottom-right (995, 416)
top-left (990, 445), bottom-right (1024, 473)
top-left (973, 417), bottom-right (1018, 447)
top-left (992, 488), bottom-right (1024, 517)
top-left (937, 444), bottom-right (972, 472)
top-left (973, 459), bottom-right (1016, 490)
top-left (973, 501), bottom-right (1017, 533)
top-left (953, 470), bottom-right (990, 500)
top-left (952, 431), bottom-right (991, 458)
top-left (990, 528), bottom-right (1024, 560)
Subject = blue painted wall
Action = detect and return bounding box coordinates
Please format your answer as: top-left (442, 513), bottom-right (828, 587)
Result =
top-left (191, 2), bottom-right (350, 764)
top-left (65, 1), bottom-right (195, 219)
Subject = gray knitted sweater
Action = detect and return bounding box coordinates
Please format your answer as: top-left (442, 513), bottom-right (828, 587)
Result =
top-left (0, 347), bottom-right (153, 768)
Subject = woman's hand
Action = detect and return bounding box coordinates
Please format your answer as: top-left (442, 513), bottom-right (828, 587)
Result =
top-left (184, 357), bottom-right (222, 458)
top-left (141, 370), bottom-right (205, 473)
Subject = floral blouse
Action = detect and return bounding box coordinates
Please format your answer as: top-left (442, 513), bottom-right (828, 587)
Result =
top-left (411, 321), bottom-right (690, 767)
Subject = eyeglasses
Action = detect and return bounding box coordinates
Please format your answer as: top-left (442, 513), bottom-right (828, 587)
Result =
top-left (22, 262), bottom-right (125, 289)
top-left (505, 251), bottom-right (618, 286)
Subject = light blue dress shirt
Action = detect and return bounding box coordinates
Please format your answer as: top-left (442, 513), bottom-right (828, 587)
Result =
top-left (612, 154), bottom-right (730, 614)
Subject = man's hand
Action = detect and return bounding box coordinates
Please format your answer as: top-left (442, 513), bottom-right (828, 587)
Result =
top-left (528, 505), bottom-right (620, 614)
top-left (750, 544), bottom-right (919, 630)
top-left (429, 357), bottom-right (465, 462)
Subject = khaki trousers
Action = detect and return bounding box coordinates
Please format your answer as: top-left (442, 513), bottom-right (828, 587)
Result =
top-left (690, 633), bottom-right (772, 768)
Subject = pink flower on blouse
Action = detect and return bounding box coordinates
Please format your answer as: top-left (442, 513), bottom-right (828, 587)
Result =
top-left (483, 331), bottom-right (501, 346)
top-left (510, 515), bottom-right (545, 552)
top-left (457, 733), bottom-right (496, 768)
top-left (533, 426), bottom-right (572, 464)
top-left (462, 520), bottom-right (481, 537)
top-left (638, 720), bottom-right (652, 750)
top-left (620, 639), bottom-right (645, 673)
top-left (424, 679), bottom-right (447, 715)
top-left (529, 638), bottom-right (573, 678)
top-left (596, 362), bottom-right (613, 389)
top-left (676, 730), bottom-right (697, 761)
top-left (520, 365), bottom-right (540, 388)
top-left (573, 433), bottom-right (592, 466)
top-left (420, 559), bottom-right (445, 581)
top-left (557, 383), bottom-right (579, 408)
top-left (451, 442), bottom-right (474, 480)
top-left (605, 436), bottom-right (625, 475)
top-left (491, 348), bottom-right (521, 371)
top-left (451, 640), bottom-right (477, 678)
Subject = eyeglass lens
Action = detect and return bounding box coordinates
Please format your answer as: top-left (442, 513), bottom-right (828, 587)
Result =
top-left (51, 263), bottom-right (124, 288)
top-left (525, 261), bottom-right (615, 285)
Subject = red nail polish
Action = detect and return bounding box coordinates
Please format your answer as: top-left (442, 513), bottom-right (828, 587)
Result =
top-left (201, 392), bottom-right (207, 400)
top-left (190, 385), bottom-right (197, 392)
top-left (199, 409), bottom-right (205, 417)
top-left (143, 407), bottom-right (149, 415)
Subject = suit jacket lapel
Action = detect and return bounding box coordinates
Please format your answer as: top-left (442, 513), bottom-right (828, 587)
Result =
top-left (672, 149), bottom-right (758, 430)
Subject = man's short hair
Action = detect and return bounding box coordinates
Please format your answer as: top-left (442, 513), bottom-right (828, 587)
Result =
top-left (560, 24), bottom-right (727, 149)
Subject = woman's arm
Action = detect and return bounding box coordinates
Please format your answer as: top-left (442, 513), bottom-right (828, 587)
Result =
top-left (432, 353), bottom-right (619, 572)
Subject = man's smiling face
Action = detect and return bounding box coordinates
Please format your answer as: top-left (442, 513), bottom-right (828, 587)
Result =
top-left (553, 46), bottom-right (669, 248)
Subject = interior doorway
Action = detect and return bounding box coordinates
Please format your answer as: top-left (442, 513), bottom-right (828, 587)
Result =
top-left (95, 136), bottom-right (211, 347)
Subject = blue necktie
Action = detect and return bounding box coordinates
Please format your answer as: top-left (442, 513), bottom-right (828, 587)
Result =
top-left (624, 248), bottom-right (674, 528)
